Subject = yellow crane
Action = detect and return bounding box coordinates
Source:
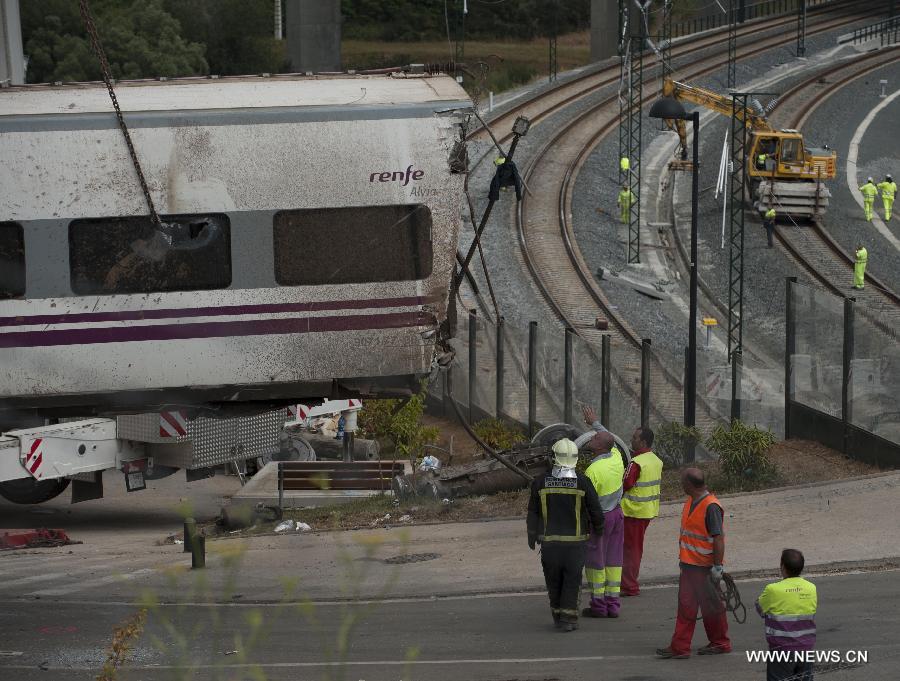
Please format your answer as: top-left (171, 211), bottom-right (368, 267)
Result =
top-left (660, 77), bottom-right (835, 219)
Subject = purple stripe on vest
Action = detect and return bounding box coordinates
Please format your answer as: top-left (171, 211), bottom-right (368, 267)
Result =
top-left (765, 615), bottom-right (817, 651)
top-left (0, 311), bottom-right (433, 348)
top-left (0, 295), bottom-right (429, 328)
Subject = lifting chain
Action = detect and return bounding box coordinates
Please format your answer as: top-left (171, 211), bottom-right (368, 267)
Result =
top-left (78, 0), bottom-right (161, 226)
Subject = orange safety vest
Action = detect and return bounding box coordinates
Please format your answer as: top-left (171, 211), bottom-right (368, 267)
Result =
top-left (678, 493), bottom-right (724, 567)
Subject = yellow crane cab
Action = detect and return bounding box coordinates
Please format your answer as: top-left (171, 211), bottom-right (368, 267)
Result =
top-left (748, 130), bottom-right (836, 181)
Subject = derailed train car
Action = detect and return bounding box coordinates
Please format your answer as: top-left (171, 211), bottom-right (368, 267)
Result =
top-left (0, 73), bottom-right (471, 503)
top-left (0, 73), bottom-right (471, 424)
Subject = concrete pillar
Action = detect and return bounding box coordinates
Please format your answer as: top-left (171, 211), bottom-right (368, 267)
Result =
top-left (591, 0), bottom-right (618, 61)
top-left (0, 0), bottom-right (25, 85)
top-left (284, 0), bottom-right (341, 73)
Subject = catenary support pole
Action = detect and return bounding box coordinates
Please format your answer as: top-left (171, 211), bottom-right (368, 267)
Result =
top-left (784, 277), bottom-right (797, 438)
top-left (496, 317), bottom-right (505, 418)
top-left (468, 309), bottom-right (477, 423)
top-left (731, 349), bottom-right (743, 421)
top-left (796, 0), bottom-right (807, 57)
top-left (685, 111), bottom-right (700, 462)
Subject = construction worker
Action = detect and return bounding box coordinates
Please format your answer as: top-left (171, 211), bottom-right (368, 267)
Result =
top-left (582, 430), bottom-right (625, 618)
top-left (618, 185), bottom-right (636, 224)
top-left (657, 468), bottom-right (731, 659)
top-left (756, 151), bottom-right (768, 170)
top-left (859, 177), bottom-right (878, 221)
top-left (877, 174), bottom-right (896, 220)
top-left (763, 207), bottom-right (776, 248)
top-left (853, 243), bottom-right (867, 290)
top-left (620, 156), bottom-right (630, 173)
top-left (527, 438), bottom-right (604, 632)
top-left (756, 549), bottom-right (818, 681)
top-left (582, 405), bottom-right (661, 596)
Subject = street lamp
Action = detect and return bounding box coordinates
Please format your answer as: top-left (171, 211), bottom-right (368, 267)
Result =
top-left (649, 96), bottom-right (700, 462)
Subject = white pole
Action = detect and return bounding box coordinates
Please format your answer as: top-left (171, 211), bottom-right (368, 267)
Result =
top-left (274, 0), bottom-right (282, 40)
top-left (489, 91), bottom-right (494, 112)
top-left (721, 160), bottom-right (730, 249)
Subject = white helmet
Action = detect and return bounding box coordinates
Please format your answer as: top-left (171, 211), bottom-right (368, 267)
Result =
top-left (888, 174), bottom-right (893, 182)
top-left (551, 438), bottom-right (579, 469)
top-left (868, 177), bottom-right (874, 183)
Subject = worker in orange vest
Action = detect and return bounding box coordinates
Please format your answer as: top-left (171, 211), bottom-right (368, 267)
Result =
top-left (657, 468), bottom-right (731, 659)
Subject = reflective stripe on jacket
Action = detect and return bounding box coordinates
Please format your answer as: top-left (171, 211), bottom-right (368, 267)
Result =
top-left (860, 182), bottom-right (877, 199)
top-left (621, 451), bottom-right (663, 519)
top-left (678, 493), bottom-right (723, 567)
top-left (877, 181), bottom-right (896, 199)
top-left (756, 577), bottom-right (818, 651)
top-left (527, 472), bottom-right (604, 544)
top-left (585, 448), bottom-right (625, 512)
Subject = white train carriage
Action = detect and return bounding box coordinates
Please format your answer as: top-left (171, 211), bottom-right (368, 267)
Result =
top-left (0, 74), bottom-right (471, 425)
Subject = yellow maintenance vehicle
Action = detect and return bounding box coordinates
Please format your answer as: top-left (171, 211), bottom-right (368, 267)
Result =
top-left (660, 78), bottom-right (836, 219)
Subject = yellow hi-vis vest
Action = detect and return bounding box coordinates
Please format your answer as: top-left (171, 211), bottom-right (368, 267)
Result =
top-left (585, 448), bottom-right (625, 512)
top-left (877, 181), bottom-right (896, 199)
top-left (856, 247), bottom-right (868, 265)
top-left (621, 451), bottom-right (663, 519)
top-left (620, 157), bottom-right (630, 171)
top-left (860, 182), bottom-right (877, 199)
top-left (756, 577), bottom-right (818, 651)
top-left (765, 208), bottom-right (776, 221)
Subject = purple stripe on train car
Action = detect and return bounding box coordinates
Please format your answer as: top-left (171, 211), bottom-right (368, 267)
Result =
top-left (0, 311), bottom-right (435, 348)
top-left (0, 296), bottom-right (430, 328)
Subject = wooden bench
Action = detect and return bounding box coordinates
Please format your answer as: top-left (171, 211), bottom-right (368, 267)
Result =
top-left (277, 460), bottom-right (407, 508)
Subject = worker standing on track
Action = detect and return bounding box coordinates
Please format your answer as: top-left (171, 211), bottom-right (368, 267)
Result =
top-left (657, 468), bottom-right (731, 659)
top-left (853, 243), bottom-right (868, 290)
top-left (763, 207), bottom-right (776, 248)
top-left (527, 439), bottom-right (604, 632)
top-left (756, 549), bottom-right (818, 681)
top-left (877, 174), bottom-right (896, 220)
top-left (582, 430), bottom-right (626, 618)
top-left (859, 177), bottom-right (878, 221)
top-left (618, 185), bottom-right (636, 224)
top-left (582, 406), bottom-right (662, 597)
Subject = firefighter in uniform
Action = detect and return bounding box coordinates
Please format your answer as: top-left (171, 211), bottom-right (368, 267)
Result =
top-left (527, 438), bottom-right (604, 631)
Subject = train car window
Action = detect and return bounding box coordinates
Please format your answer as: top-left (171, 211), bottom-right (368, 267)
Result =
top-left (69, 214), bottom-right (231, 295)
top-left (0, 222), bottom-right (26, 299)
top-left (274, 205), bottom-right (433, 285)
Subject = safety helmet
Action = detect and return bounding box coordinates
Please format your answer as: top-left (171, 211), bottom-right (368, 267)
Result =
top-left (494, 156), bottom-right (507, 166)
top-left (868, 177), bottom-right (874, 183)
top-left (888, 175), bottom-right (893, 181)
top-left (551, 438), bottom-right (579, 469)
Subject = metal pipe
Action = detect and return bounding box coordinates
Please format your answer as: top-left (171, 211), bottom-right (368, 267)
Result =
top-left (842, 296), bottom-right (855, 454)
top-left (496, 317), bottom-right (505, 418)
top-left (640, 338), bottom-right (651, 430)
top-left (601, 335), bottom-right (611, 426)
top-left (529, 321), bottom-right (538, 437)
top-left (785, 277), bottom-right (797, 438)
top-left (564, 327), bottom-right (574, 425)
top-left (731, 349), bottom-right (743, 421)
top-left (684, 111), bottom-right (700, 462)
top-left (468, 309), bottom-right (477, 423)
top-left (183, 518), bottom-right (195, 553)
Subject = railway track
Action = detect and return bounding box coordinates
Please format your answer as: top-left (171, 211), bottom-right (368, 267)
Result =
top-left (452, 1), bottom-right (890, 432)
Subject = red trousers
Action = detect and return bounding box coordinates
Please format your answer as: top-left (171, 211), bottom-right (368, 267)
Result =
top-left (622, 516), bottom-right (650, 595)
top-left (670, 567), bottom-right (731, 655)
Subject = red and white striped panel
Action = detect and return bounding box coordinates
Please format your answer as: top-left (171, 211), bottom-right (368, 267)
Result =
top-left (296, 404), bottom-right (310, 420)
top-left (159, 411), bottom-right (189, 438)
top-left (24, 438), bottom-right (44, 479)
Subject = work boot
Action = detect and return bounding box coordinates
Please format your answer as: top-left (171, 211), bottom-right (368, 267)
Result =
top-left (697, 644), bottom-right (731, 655)
top-left (656, 647), bottom-right (689, 659)
top-left (560, 621), bottom-right (578, 632)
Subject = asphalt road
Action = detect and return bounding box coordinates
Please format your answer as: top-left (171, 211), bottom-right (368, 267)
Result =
top-left (0, 569), bottom-right (897, 681)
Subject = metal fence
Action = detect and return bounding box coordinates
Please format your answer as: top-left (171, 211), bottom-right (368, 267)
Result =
top-left (786, 278), bottom-right (900, 466)
top-left (839, 14), bottom-right (900, 44)
top-left (426, 312), bottom-right (646, 440)
top-left (671, 0), bottom-right (832, 39)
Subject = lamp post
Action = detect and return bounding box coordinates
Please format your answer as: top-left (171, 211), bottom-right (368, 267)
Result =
top-left (649, 97), bottom-right (700, 462)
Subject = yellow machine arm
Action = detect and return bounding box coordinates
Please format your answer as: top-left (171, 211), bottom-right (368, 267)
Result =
top-left (661, 77), bottom-right (775, 157)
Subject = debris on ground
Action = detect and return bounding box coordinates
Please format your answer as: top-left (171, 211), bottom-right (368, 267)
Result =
top-left (0, 529), bottom-right (81, 551)
top-left (274, 520), bottom-right (312, 533)
top-left (398, 514), bottom-right (412, 522)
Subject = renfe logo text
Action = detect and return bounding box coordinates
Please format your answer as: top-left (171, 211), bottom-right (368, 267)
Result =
top-left (369, 165), bottom-right (425, 186)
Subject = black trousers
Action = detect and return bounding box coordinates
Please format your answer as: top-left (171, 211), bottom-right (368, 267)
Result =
top-left (540, 542), bottom-right (587, 623)
top-left (767, 660), bottom-right (813, 681)
top-left (765, 222), bottom-right (775, 247)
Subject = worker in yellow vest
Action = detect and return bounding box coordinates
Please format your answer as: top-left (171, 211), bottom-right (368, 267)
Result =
top-left (620, 156), bottom-right (630, 174)
top-left (877, 174), bottom-right (895, 220)
top-left (657, 468), bottom-right (731, 659)
top-left (853, 243), bottom-right (867, 290)
top-left (582, 405), bottom-right (662, 597)
top-left (756, 549), bottom-right (818, 681)
top-left (859, 177), bottom-right (878, 221)
top-left (582, 430), bottom-right (626, 618)
top-left (763, 207), bottom-right (776, 248)
top-left (618, 185), bottom-right (636, 224)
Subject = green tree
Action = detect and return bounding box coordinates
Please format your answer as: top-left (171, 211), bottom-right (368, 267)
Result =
top-left (22, 0), bottom-right (207, 83)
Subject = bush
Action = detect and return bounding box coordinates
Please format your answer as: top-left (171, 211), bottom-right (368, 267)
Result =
top-left (472, 418), bottom-right (527, 451)
top-left (357, 387), bottom-right (439, 461)
top-left (654, 422), bottom-right (704, 467)
top-left (705, 420), bottom-right (779, 490)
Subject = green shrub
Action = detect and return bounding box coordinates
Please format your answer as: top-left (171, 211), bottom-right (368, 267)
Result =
top-left (654, 422), bottom-right (704, 467)
top-left (472, 418), bottom-right (527, 451)
top-left (357, 386), bottom-right (439, 461)
top-left (705, 420), bottom-right (778, 490)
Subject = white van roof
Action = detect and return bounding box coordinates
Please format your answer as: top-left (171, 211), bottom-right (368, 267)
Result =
top-left (0, 73), bottom-right (469, 117)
